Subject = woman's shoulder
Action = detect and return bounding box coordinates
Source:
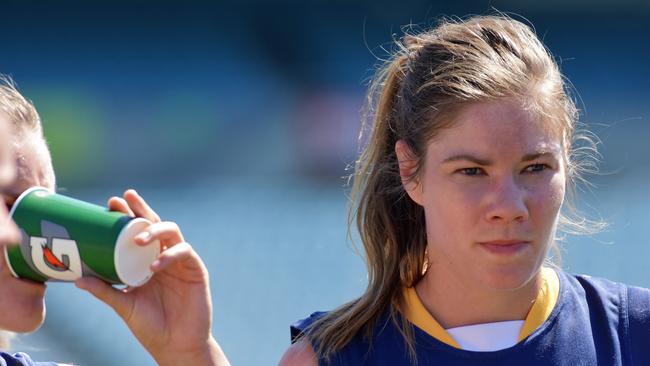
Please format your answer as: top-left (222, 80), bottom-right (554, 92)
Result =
top-left (282, 311), bottom-right (327, 366)
top-left (278, 338), bottom-right (318, 366)
top-left (559, 270), bottom-right (650, 300)
top-left (558, 270), bottom-right (650, 359)
top-left (558, 270), bottom-right (650, 312)
top-left (286, 308), bottom-right (406, 365)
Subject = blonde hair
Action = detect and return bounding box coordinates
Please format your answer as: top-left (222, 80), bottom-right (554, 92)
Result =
top-left (0, 76), bottom-right (45, 144)
top-left (305, 14), bottom-right (601, 362)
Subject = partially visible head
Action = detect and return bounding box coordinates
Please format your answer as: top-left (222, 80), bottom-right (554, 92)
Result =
top-left (0, 78), bottom-right (53, 338)
top-left (0, 115), bottom-right (19, 242)
top-left (0, 78), bottom-right (56, 201)
top-left (0, 113), bottom-right (16, 190)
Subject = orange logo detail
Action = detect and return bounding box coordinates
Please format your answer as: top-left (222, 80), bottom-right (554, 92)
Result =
top-left (41, 244), bottom-right (69, 271)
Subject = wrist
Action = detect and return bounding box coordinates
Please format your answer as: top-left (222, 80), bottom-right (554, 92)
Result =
top-left (154, 336), bottom-right (230, 366)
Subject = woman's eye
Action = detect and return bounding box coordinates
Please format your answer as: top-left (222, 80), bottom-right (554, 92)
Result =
top-left (460, 167), bottom-right (484, 176)
top-left (524, 163), bottom-right (548, 173)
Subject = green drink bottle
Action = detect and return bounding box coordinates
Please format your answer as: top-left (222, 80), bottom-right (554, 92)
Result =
top-left (4, 187), bottom-right (160, 286)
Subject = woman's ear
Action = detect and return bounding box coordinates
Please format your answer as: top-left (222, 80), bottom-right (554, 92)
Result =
top-left (395, 140), bottom-right (423, 206)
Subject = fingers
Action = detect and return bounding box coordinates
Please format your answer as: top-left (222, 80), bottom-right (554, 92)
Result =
top-left (108, 190), bottom-right (161, 226)
top-left (124, 190), bottom-right (161, 223)
top-left (150, 242), bottom-right (196, 272)
top-left (75, 276), bottom-right (132, 321)
top-left (134, 221), bottom-right (185, 247)
top-left (108, 197), bottom-right (135, 216)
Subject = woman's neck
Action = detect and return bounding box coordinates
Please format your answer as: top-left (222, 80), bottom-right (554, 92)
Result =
top-left (414, 266), bottom-right (542, 329)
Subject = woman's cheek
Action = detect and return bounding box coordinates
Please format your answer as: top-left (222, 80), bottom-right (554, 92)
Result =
top-left (548, 173), bottom-right (566, 211)
top-left (529, 176), bottom-right (565, 220)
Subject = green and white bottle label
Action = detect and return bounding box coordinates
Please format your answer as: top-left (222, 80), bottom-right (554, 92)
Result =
top-left (4, 187), bottom-right (160, 286)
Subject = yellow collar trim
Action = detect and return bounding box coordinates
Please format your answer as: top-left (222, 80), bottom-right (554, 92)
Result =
top-left (518, 267), bottom-right (560, 340)
top-left (403, 267), bottom-right (559, 348)
top-left (403, 282), bottom-right (461, 348)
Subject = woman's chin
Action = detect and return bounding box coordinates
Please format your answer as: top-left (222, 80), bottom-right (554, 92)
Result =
top-left (479, 265), bottom-right (538, 291)
top-left (4, 300), bottom-right (46, 333)
top-left (0, 278), bottom-right (47, 332)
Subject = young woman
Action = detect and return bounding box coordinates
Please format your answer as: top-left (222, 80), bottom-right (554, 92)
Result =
top-left (279, 15), bottom-right (650, 365)
top-left (0, 79), bottom-right (57, 351)
top-left (0, 81), bottom-right (231, 365)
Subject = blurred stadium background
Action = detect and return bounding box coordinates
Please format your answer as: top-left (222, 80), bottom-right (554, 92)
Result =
top-left (2, 1), bottom-right (649, 365)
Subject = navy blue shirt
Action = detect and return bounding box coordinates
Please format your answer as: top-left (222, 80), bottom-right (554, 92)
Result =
top-left (291, 271), bottom-right (650, 365)
top-left (0, 352), bottom-right (58, 366)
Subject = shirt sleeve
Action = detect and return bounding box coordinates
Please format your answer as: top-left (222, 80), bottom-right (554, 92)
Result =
top-left (289, 311), bottom-right (328, 344)
top-left (625, 285), bottom-right (650, 365)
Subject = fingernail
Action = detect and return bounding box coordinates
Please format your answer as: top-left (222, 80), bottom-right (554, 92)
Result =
top-left (151, 260), bottom-right (161, 270)
top-left (136, 232), bottom-right (151, 241)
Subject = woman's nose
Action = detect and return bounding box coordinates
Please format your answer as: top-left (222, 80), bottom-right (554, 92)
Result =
top-left (484, 177), bottom-right (529, 224)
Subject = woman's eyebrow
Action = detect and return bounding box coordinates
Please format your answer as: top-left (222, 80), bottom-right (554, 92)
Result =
top-left (441, 154), bottom-right (493, 166)
top-left (441, 151), bottom-right (558, 165)
top-left (521, 151), bottom-right (557, 162)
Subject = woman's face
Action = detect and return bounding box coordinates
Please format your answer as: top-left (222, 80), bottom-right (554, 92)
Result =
top-left (399, 100), bottom-right (566, 292)
top-left (0, 119), bottom-right (48, 333)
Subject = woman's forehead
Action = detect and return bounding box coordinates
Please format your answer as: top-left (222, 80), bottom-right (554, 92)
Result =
top-left (428, 100), bottom-right (564, 160)
top-left (0, 114), bottom-right (16, 188)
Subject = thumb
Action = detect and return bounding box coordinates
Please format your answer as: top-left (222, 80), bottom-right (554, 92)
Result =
top-left (75, 277), bottom-right (133, 320)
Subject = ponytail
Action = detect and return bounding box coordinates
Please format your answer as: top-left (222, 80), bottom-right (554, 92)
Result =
top-left (306, 50), bottom-right (426, 362)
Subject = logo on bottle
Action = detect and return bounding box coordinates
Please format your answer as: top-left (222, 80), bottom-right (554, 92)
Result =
top-left (28, 221), bottom-right (83, 281)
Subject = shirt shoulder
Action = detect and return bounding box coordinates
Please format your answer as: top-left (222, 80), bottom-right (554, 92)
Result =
top-left (562, 271), bottom-right (650, 364)
top-left (622, 283), bottom-right (650, 363)
top-left (560, 271), bottom-right (626, 309)
top-left (626, 283), bottom-right (650, 323)
top-left (290, 311), bottom-right (329, 344)
top-left (0, 352), bottom-right (62, 366)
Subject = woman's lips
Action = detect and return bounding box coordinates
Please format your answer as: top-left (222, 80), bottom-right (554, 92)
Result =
top-left (15, 276), bottom-right (47, 290)
top-left (478, 240), bottom-right (530, 255)
top-left (2, 264), bottom-right (47, 291)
